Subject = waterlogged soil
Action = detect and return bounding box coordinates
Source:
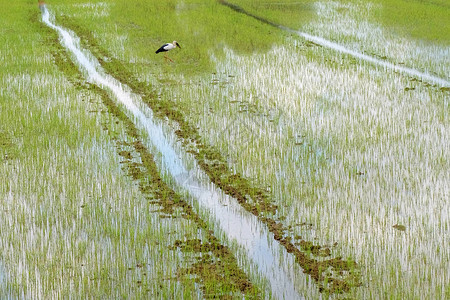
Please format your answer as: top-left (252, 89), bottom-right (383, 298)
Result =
top-left (50, 13), bottom-right (361, 295)
top-left (170, 239), bottom-right (255, 298)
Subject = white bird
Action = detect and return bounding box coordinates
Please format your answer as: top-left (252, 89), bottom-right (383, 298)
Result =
top-left (155, 41), bottom-right (181, 62)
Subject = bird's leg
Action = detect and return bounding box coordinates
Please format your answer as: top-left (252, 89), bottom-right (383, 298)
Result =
top-left (164, 54), bottom-right (174, 63)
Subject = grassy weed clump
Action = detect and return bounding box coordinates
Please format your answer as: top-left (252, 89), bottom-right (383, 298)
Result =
top-left (0, 130), bottom-right (18, 162)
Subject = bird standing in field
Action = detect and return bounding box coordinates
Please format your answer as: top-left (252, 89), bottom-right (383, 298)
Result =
top-left (155, 41), bottom-right (181, 62)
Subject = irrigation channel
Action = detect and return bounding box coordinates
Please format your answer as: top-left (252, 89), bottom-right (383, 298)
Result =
top-left (41, 5), bottom-right (304, 299)
top-left (219, 0), bottom-right (450, 87)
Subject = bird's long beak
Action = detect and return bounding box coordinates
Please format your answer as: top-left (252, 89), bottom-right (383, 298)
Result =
top-left (176, 43), bottom-right (181, 49)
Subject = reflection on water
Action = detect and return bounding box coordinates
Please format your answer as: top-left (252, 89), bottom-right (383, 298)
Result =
top-left (40, 5), bottom-right (304, 299)
top-left (288, 30), bottom-right (450, 87)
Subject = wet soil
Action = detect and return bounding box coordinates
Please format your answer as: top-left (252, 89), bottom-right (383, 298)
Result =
top-left (51, 14), bottom-right (361, 294)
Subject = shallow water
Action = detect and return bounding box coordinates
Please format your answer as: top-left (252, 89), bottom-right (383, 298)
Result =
top-left (41, 5), bottom-right (304, 299)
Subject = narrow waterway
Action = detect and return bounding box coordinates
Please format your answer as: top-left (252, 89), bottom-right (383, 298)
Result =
top-left (41, 5), bottom-right (304, 299)
top-left (286, 30), bottom-right (450, 87)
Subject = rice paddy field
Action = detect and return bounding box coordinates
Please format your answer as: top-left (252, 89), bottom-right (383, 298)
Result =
top-left (1, 0), bottom-right (449, 299)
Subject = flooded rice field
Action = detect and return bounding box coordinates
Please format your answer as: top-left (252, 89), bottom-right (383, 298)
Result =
top-left (1, 0), bottom-right (448, 298)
